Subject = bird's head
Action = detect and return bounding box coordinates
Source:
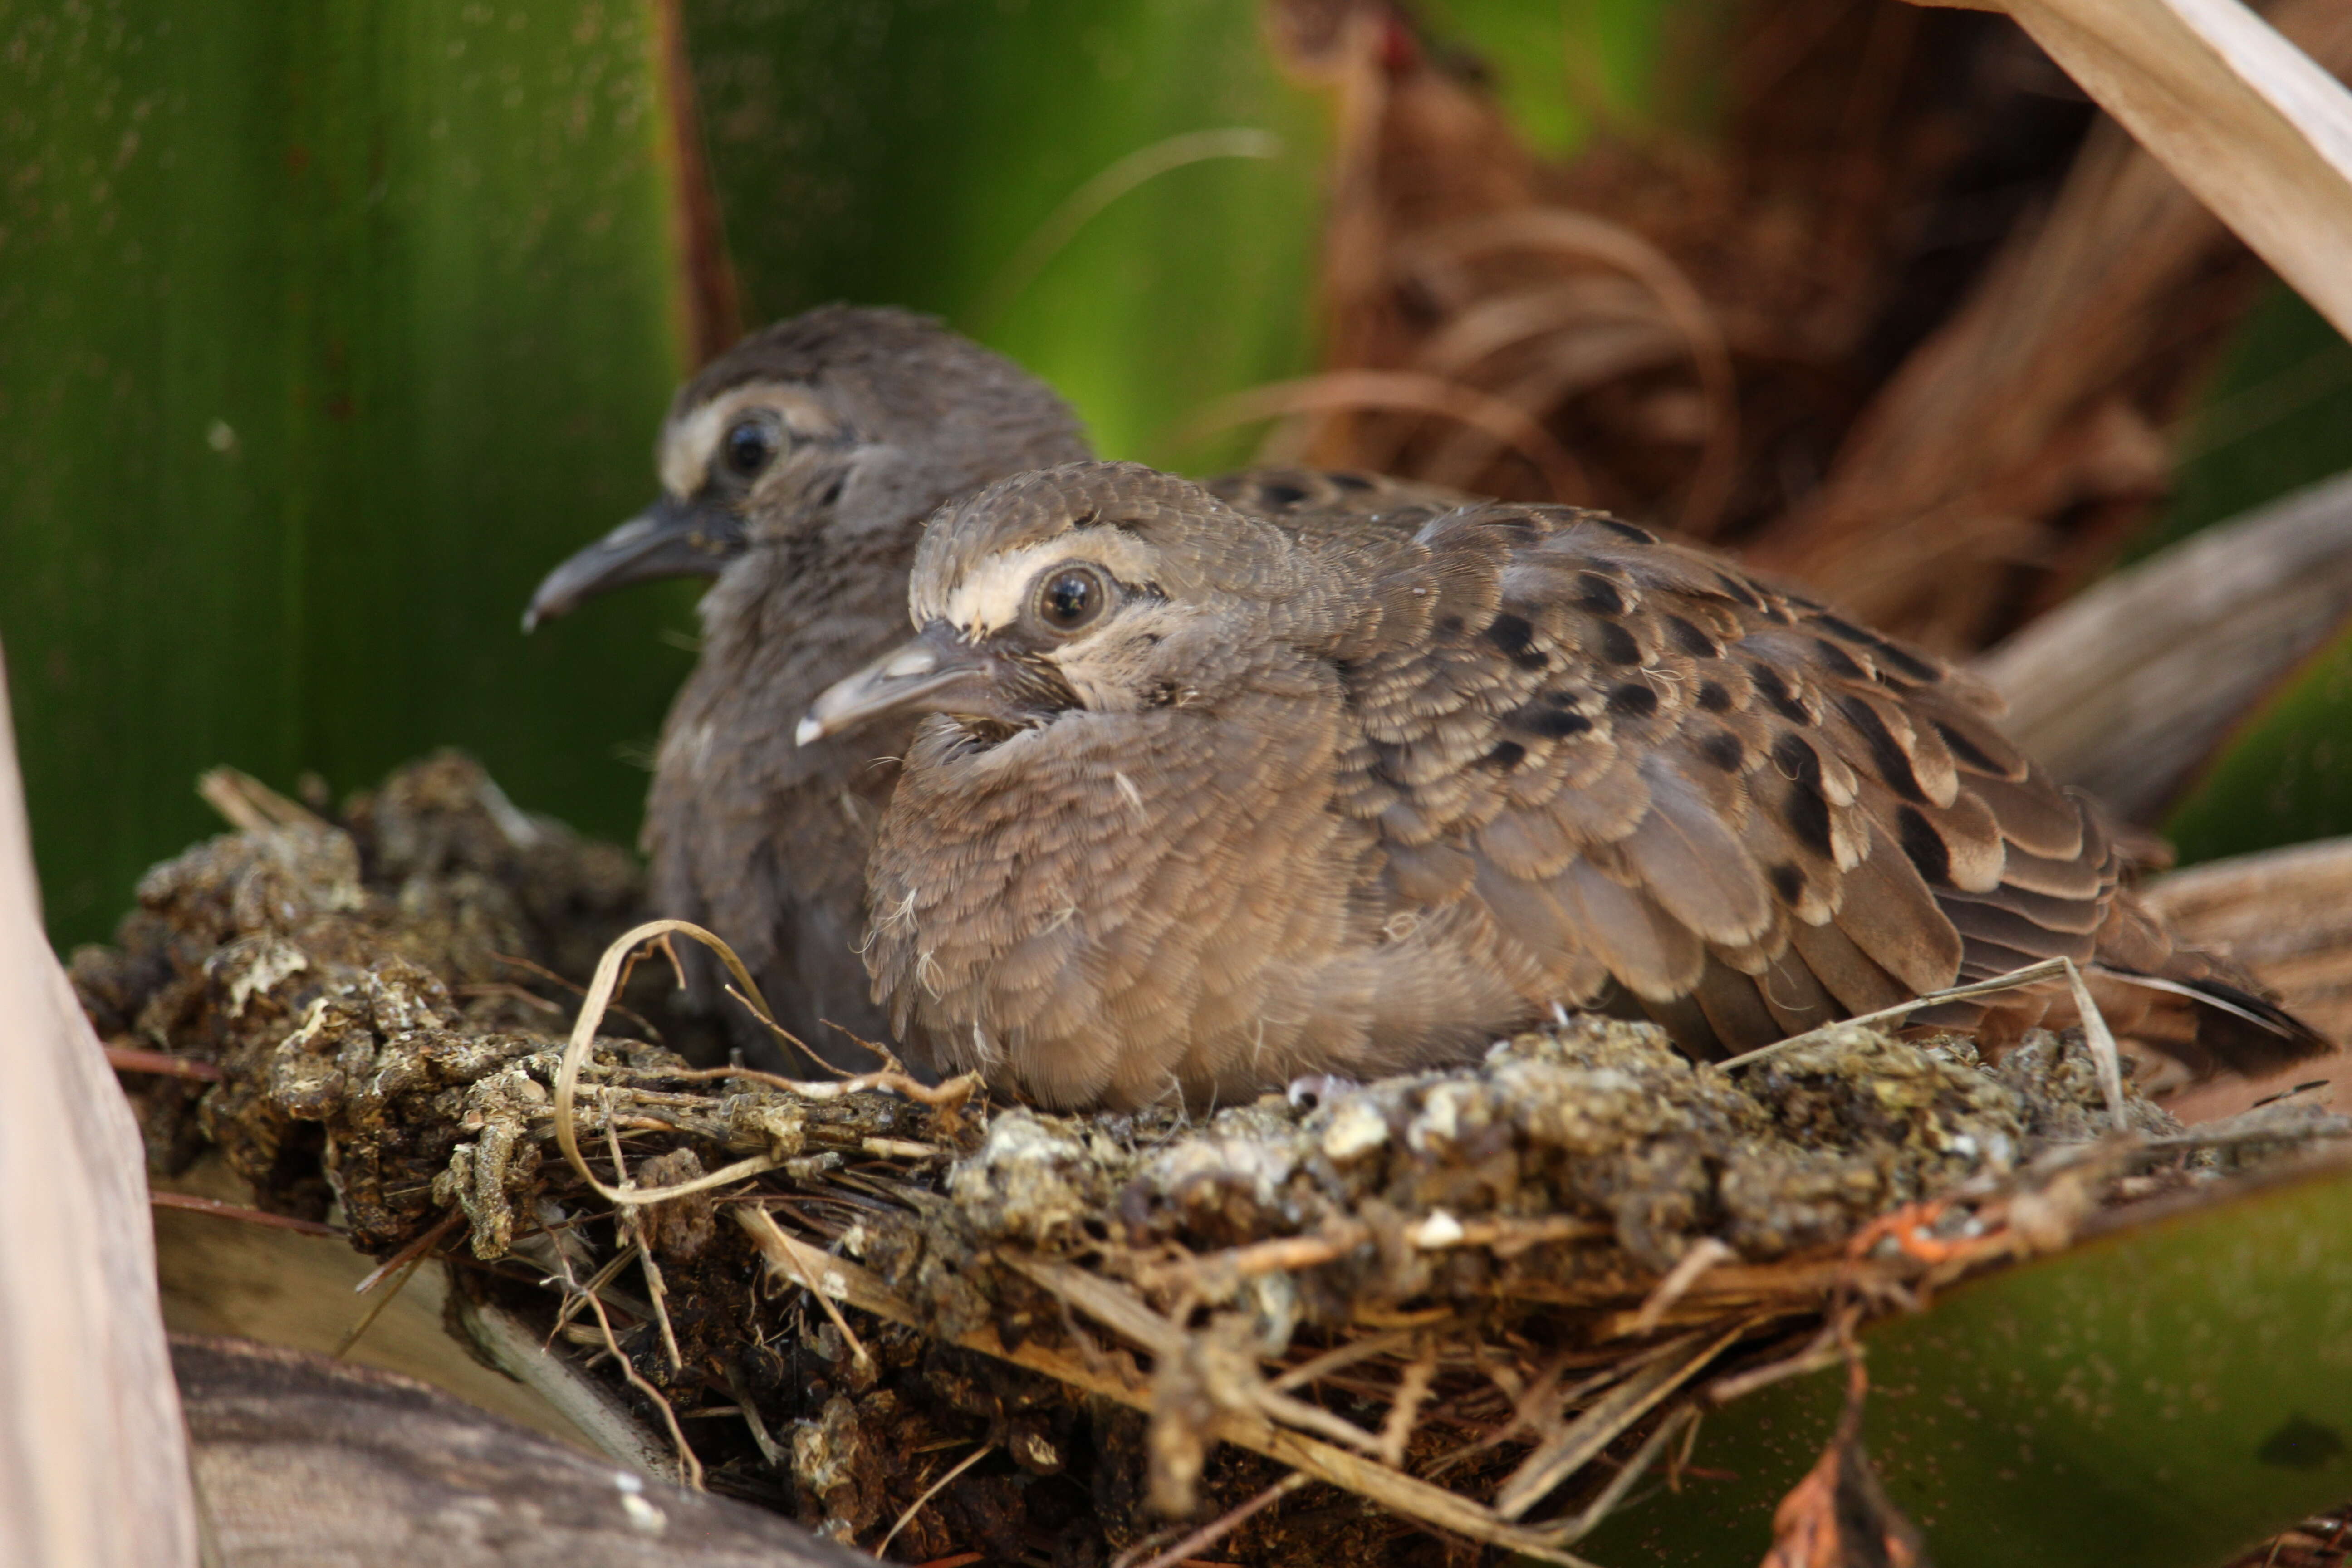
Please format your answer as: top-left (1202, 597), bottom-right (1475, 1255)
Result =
top-left (522, 306), bottom-right (1088, 630)
top-left (797, 461), bottom-right (1336, 745)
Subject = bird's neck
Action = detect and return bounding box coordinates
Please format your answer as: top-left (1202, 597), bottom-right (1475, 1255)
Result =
top-left (696, 529), bottom-right (918, 715)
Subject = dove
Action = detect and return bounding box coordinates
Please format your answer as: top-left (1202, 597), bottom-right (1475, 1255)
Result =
top-left (802, 461), bottom-right (2332, 1109)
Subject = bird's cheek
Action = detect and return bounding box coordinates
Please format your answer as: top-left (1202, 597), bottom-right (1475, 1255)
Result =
top-left (1049, 660), bottom-right (1132, 714)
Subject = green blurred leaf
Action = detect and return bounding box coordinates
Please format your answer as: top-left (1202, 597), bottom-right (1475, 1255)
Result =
top-left (2126, 281), bottom-right (2352, 860)
top-left (2164, 617), bottom-right (2352, 862)
top-left (1586, 1162), bottom-right (2352, 1566)
top-left (0, 0), bottom-right (697, 948)
top-left (683, 0), bottom-right (1328, 473)
top-left (2139, 283), bottom-right (2352, 564)
top-left (1420, 0), bottom-right (1695, 157)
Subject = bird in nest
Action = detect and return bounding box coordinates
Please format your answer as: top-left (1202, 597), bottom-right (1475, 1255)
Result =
top-left (800, 460), bottom-right (2334, 1111)
top-left (524, 307), bottom-right (1092, 1057)
top-left (525, 307), bottom-right (1460, 1063)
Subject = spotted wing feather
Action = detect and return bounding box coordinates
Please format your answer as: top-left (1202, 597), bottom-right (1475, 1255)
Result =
top-left (1323, 501), bottom-right (2317, 1069)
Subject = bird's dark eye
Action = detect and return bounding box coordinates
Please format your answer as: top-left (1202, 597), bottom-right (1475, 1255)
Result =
top-left (722, 418), bottom-right (776, 478)
top-left (1035, 565), bottom-right (1109, 633)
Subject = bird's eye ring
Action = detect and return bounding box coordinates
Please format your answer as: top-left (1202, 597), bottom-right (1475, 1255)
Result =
top-left (1034, 564), bottom-right (1110, 633)
top-left (722, 418), bottom-right (777, 478)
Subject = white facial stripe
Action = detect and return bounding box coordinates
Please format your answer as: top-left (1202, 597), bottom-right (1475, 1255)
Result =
top-left (658, 382), bottom-right (843, 497)
top-left (926, 533), bottom-right (1159, 637)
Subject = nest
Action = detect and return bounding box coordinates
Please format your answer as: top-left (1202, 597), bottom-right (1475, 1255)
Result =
top-left (80, 755), bottom-right (2348, 1568)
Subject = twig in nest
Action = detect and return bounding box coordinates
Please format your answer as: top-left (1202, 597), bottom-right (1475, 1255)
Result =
top-left (335, 1250), bottom-right (428, 1358)
top-left (491, 951), bottom-right (665, 1041)
top-left (1541, 1402), bottom-right (1703, 1547)
top-left (1425, 1349), bottom-right (1636, 1481)
top-left (544, 1212), bottom-right (702, 1488)
top-left (1147, 1221), bottom-right (1370, 1301)
top-left (724, 1364), bottom-right (791, 1470)
top-left (1493, 1321), bottom-right (1749, 1520)
top-left (604, 1113), bottom-right (684, 1375)
top-left (822, 1016), bottom-right (916, 1077)
top-left (1705, 1313), bottom-right (1858, 1406)
top-left (355, 1209), bottom-right (464, 1294)
top-left (554, 920), bottom-right (792, 1206)
top-left (2059, 959), bottom-right (2129, 1130)
top-left (495, 951), bottom-right (593, 996)
top-left (1117, 1472), bottom-right (1309, 1568)
top-left (658, 1060), bottom-right (981, 1111)
top-left (149, 1191), bottom-right (340, 1238)
top-left (580, 1276), bottom-right (703, 1488)
top-left (722, 980), bottom-right (846, 1078)
top-left (735, 1205), bottom-right (873, 1372)
top-left (1269, 1328), bottom-right (1426, 1393)
top-left (457, 980), bottom-right (568, 1018)
top-left (877, 1442), bottom-right (995, 1556)
top-left (1629, 1238), bottom-right (1738, 1336)
top-left (1376, 1339), bottom-right (1441, 1466)
top-left (197, 766), bottom-right (328, 833)
top-left (1718, 955), bottom-right (2132, 1127)
top-left (736, 1221), bottom-right (1604, 1563)
top-left (107, 1044), bottom-right (222, 1082)
top-left (546, 1243), bottom-right (644, 1342)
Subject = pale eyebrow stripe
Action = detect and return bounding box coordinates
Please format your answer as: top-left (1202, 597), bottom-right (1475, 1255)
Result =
top-left (657, 383), bottom-right (844, 496)
top-left (919, 532), bottom-right (1159, 636)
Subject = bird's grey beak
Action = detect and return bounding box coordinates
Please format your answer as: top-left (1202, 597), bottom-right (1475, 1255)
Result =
top-left (798, 623), bottom-right (990, 747)
top-left (522, 495), bottom-right (748, 631)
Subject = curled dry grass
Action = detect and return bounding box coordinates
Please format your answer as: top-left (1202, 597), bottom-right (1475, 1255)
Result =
top-left (1225, 0), bottom-right (2352, 655)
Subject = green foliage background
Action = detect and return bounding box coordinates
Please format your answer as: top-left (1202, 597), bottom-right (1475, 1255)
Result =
top-left (0, 0), bottom-right (698, 946)
top-left (0, 0), bottom-right (1330, 948)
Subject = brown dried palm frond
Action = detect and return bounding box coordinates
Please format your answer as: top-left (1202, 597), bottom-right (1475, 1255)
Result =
top-left (1250, 0), bottom-right (2352, 652)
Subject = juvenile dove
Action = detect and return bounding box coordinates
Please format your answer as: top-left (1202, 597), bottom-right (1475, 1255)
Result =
top-left (525, 309), bottom-right (1443, 1059)
top-left (525, 308), bottom-right (1091, 1054)
top-left (803, 462), bottom-right (2333, 1110)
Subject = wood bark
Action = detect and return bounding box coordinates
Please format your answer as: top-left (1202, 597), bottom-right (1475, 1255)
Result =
top-left (175, 1334), bottom-right (876, 1568)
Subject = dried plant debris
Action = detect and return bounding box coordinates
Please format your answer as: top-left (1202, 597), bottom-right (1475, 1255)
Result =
top-left (71, 752), bottom-right (652, 1202)
top-left (1252, 0), bottom-right (2351, 652)
top-left (2225, 1503), bottom-right (2352, 1568)
top-left (83, 756), bottom-right (2352, 1567)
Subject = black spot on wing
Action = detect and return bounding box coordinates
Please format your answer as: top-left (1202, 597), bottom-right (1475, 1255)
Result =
top-left (1608, 682), bottom-right (1660, 719)
top-left (1576, 573), bottom-right (1627, 615)
top-left (1482, 740), bottom-right (1528, 771)
top-left (1698, 730), bottom-right (1744, 771)
top-left (1769, 863), bottom-right (1807, 904)
top-left (1837, 694), bottom-right (1926, 803)
top-left (1934, 719), bottom-right (2003, 775)
top-left (1258, 480), bottom-right (1308, 507)
top-left (1597, 622), bottom-right (1642, 666)
top-left (1697, 681), bottom-right (1733, 713)
top-left (1897, 805), bottom-right (1953, 886)
top-left (1712, 572), bottom-right (1768, 611)
top-left (1594, 517), bottom-right (1658, 544)
top-left (1485, 612), bottom-right (1534, 653)
top-left (1508, 700), bottom-right (1594, 739)
top-left (1774, 733), bottom-right (1835, 857)
top-left (1822, 619), bottom-right (1940, 683)
top-left (1810, 637), bottom-right (1864, 679)
top-left (1665, 616), bottom-right (1721, 658)
top-left (1748, 661), bottom-right (1812, 724)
